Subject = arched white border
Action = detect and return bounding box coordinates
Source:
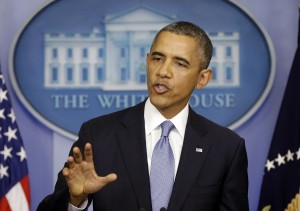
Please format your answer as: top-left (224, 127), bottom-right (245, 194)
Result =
top-left (227, 0), bottom-right (276, 130)
top-left (9, 0), bottom-right (78, 140)
top-left (9, 0), bottom-right (275, 141)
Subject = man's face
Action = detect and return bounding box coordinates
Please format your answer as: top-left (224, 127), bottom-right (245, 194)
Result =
top-left (146, 31), bottom-right (211, 119)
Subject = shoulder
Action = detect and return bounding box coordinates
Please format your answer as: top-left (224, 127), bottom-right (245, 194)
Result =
top-left (80, 101), bottom-right (145, 132)
top-left (189, 108), bottom-right (247, 167)
top-left (189, 107), bottom-right (244, 146)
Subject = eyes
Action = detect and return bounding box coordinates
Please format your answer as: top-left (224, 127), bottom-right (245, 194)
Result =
top-left (176, 61), bottom-right (188, 68)
top-left (151, 55), bottom-right (189, 69)
top-left (152, 55), bottom-right (162, 62)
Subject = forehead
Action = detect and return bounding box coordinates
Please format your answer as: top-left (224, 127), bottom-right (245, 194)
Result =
top-left (151, 31), bottom-right (198, 54)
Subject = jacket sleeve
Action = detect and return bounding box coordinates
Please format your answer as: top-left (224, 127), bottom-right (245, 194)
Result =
top-left (36, 170), bottom-right (71, 211)
top-left (37, 122), bottom-right (92, 211)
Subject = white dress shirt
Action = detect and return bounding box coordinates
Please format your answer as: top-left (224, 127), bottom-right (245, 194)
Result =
top-left (144, 98), bottom-right (188, 178)
top-left (68, 98), bottom-right (189, 210)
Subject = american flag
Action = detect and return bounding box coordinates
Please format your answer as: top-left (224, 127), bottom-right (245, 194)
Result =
top-left (0, 67), bottom-right (30, 210)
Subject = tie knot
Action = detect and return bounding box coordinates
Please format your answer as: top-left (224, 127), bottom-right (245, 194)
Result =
top-left (160, 121), bottom-right (174, 137)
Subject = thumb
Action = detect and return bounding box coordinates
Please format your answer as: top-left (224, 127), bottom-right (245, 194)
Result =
top-left (101, 173), bottom-right (117, 185)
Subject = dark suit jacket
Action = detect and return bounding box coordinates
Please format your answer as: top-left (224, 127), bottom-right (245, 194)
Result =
top-left (37, 100), bottom-right (249, 211)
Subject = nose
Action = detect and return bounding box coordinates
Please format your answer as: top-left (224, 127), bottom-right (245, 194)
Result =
top-left (156, 61), bottom-right (172, 78)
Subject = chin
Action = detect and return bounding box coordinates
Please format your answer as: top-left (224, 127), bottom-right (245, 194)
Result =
top-left (150, 95), bottom-right (168, 108)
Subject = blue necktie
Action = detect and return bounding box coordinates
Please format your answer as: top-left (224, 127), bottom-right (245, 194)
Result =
top-left (150, 120), bottom-right (175, 211)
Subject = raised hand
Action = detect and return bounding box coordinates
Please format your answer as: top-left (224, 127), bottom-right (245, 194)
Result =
top-left (62, 143), bottom-right (117, 206)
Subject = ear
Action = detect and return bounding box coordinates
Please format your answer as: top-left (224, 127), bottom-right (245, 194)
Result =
top-left (196, 69), bottom-right (212, 90)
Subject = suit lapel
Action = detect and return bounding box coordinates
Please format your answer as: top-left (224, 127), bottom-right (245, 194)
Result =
top-left (168, 109), bottom-right (211, 211)
top-left (116, 102), bottom-right (152, 211)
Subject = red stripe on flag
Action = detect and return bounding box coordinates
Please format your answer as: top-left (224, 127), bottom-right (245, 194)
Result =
top-left (0, 196), bottom-right (12, 211)
top-left (20, 175), bottom-right (31, 207)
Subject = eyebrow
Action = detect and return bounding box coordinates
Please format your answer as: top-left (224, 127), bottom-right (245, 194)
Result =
top-left (174, 56), bottom-right (190, 66)
top-left (151, 51), bottom-right (165, 57)
top-left (151, 51), bottom-right (191, 66)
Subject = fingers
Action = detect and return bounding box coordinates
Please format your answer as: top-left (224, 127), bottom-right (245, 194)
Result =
top-left (84, 143), bottom-right (93, 163)
top-left (64, 143), bottom-right (90, 174)
top-left (67, 156), bottom-right (76, 168)
top-left (72, 143), bottom-right (93, 163)
top-left (63, 156), bottom-right (75, 178)
top-left (69, 143), bottom-right (92, 164)
top-left (73, 146), bottom-right (83, 163)
top-left (64, 143), bottom-right (93, 171)
top-left (62, 167), bottom-right (70, 177)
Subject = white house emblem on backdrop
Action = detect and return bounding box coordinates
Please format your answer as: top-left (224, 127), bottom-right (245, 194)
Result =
top-left (44, 7), bottom-right (240, 90)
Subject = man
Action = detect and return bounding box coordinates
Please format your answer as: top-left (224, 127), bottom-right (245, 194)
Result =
top-left (38, 21), bottom-right (249, 211)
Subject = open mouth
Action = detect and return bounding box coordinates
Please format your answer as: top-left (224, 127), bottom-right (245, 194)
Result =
top-left (153, 83), bottom-right (169, 94)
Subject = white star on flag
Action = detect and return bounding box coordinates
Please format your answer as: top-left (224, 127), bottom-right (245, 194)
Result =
top-left (16, 147), bottom-right (27, 162)
top-left (0, 145), bottom-right (13, 160)
top-left (286, 150), bottom-right (294, 162)
top-left (0, 108), bottom-right (5, 119)
top-left (8, 108), bottom-right (16, 123)
top-left (0, 88), bottom-right (8, 103)
top-left (4, 126), bottom-right (18, 142)
top-left (265, 160), bottom-right (275, 171)
top-left (0, 163), bottom-right (9, 179)
top-left (275, 153), bottom-right (286, 166)
top-left (297, 147), bottom-right (300, 160)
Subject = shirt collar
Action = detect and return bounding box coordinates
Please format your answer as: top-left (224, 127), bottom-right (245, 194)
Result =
top-left (144, 98), bottom-right (189, 138)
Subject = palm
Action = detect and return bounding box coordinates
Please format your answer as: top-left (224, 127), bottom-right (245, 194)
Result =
top-left (63, 143), bottom-right (117, 202)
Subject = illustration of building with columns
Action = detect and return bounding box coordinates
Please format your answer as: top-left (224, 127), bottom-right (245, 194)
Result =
top-left (44, 6), bottom-right (240, 90)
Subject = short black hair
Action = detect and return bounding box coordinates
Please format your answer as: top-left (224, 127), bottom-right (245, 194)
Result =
top-left (151, 21), bottom-right (213, 69)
